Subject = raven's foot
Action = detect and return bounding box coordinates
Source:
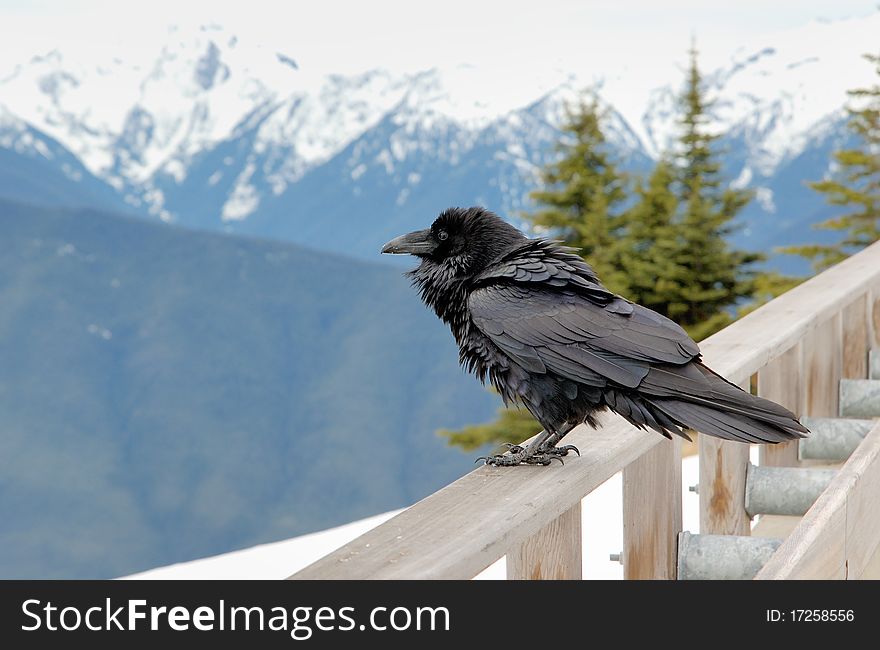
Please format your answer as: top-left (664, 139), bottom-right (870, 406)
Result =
top-left (536, 444), bottom-right (580, 458)
top-left (476, 450), bottom-right (564, 467)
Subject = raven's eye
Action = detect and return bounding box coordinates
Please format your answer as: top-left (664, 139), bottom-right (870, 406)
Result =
top-left (437, 230), bottom-right (449, 241)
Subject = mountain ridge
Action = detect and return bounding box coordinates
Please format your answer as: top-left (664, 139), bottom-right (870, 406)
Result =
top-left (0, 14), bottom-right (877, 271)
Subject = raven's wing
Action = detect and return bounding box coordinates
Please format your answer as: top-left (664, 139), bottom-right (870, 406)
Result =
top-left (467, 283), bottom-right (700, 389)
top-left (474, 239), bottom-right (618, 304)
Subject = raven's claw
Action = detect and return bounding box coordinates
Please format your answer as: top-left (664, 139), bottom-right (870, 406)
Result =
top-left (475, 438), bottom-right (578, 467)
top-left (538, 444), bottom-right (580, 457)
top-left (479, 452), bottom-right (564, 467)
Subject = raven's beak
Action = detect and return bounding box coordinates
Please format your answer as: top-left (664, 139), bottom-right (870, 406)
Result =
top-left (381, 228), bottom-right (436, 256)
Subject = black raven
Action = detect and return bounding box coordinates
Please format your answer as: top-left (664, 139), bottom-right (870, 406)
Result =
top-left (382, 207), bottom-right (808, 466)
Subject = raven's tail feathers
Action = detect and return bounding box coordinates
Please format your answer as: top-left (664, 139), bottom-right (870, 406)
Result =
top-left (612, 361), bottom-right (808, 444)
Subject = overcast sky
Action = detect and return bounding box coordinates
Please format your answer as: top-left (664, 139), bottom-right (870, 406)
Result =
top-left (1, 0), bottom-right (877, 74)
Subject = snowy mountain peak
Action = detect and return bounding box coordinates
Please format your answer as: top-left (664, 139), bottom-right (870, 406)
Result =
top-left (0, 13), bottom-right (877, 265)
top-left (636, 13), bottom-right (879, 167)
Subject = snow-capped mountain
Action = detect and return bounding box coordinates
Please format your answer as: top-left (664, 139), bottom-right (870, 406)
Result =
top-left (0, 15), bottom-right (877, 270)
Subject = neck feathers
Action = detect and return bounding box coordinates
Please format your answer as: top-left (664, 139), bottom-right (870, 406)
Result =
top-left (407, 262), bottom-right (470, 331)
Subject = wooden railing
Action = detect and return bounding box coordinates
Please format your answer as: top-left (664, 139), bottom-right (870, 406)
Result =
top-left (291, 240), bottom-right (880, 580)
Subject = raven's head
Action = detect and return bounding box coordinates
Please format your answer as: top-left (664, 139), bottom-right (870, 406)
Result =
top-left (381, 207), bottom-right (527, 328)
top-left (381, 206), bottom-right (525, 277)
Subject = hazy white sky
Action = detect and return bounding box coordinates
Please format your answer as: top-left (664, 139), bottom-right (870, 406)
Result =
top-left (1, 0), bottom-right (877, 74)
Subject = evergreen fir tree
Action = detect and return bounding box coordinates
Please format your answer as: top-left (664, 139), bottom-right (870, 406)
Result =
top-left (618, 160), bottom-right (686, 318)
top-left (671, 45), bottom-right (763, 341)
top-left (783, 53), bottom-right (880, 271)
top-left (529, 98), bottom-right (631, 294)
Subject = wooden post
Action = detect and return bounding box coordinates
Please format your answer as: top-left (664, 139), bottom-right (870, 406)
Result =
top-left (870, 286), bottom-right (880, 351)
top-left (758, 343), bottom-right (802, 467)
top-left (842, 294), bottom-right (868, 379)
top-left (507, 504), bottom-right (582, 580)
top-left (801, 314), bottom-right (842, 418)
top-left (622, 437), bottom-right (682, 579)
top-left (840, 294), bottom-right (870, 421)
top-left (699, 379), bottom-right (751, 536)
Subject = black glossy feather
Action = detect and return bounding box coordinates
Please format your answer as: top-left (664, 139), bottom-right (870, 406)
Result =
top-left (399, 207), bottom-right (808, 445)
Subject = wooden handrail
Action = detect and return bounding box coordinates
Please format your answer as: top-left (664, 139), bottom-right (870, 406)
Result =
top-left (290, 239), bottom-right (880, 580)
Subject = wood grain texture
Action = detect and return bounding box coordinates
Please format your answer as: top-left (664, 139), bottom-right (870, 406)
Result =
top-left (842, 294), bottom-right (868, 379)
top-left (507, 503), bottom-right (581, 579)
top-left (801, 315), bottom-right (842, 418)
top-left (756, 421), bottom-right (880, 579)
top-left (699, 376), bottom-right (752, 536)
top-left (622, 436), bottom-right (682, 579)
top-left (699, 436), bottom-right (751, 536)
top-left (871, 286), bottom-right (880, 349)
top-left (758, 343), bottom-right (802, 467)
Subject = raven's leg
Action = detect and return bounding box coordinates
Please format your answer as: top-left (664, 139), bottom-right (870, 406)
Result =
top-left (478, 429), bottom-right (563, 466)
top-left (536, 422), bottom-right (580, 457)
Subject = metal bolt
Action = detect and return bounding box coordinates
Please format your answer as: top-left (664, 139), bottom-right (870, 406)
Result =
top-left (609, 553), bottom-right (622, 564)
top-left (689, 484), bottom-right (699, 494)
